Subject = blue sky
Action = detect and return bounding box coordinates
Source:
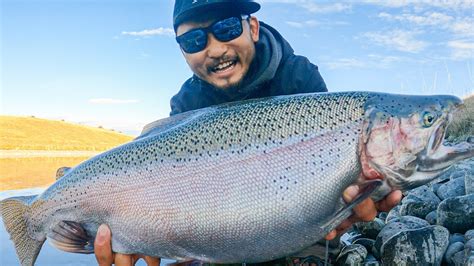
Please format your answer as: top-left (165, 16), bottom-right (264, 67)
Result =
top-left (1, 0), bottom-right (473, 136)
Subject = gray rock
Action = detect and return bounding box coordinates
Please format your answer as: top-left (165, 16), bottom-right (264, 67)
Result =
top-left (336, 244), bottom-right (367, 266)
top-left (465, 240), bottom-right (474, 266)
top-left (400, 185), bottom-right (440, 218)
top-left (354, 218), bottom-right (385, 240)
top-left (385, 205), bottom-right (401, 224)
top-left (437, 194), bottom-right (474, 233)
top-left (452, 250), bottom-right (465, 266)
top-left (425, 210), bottom-right (437, 225)
top-left (373, 216), bottom-right (429, 258)
top-left (466, 230), bottom-right (474, 242)
top-left (352, 238), bottom-right (375, 251)
top-left (437, 177), bottom-right (465, 200)
top-left (379, 225), bottom-right (449, 266)
top-left (465, 169), bottom-right (474, 195)
top-left (444, 242), bottom-right (465, 265)
top-left (377, 212), bottom-right (387, 221)
top-left (450, 233), bottom-right (466, 244)
top-left (362, 254), bottom-right (380, 266)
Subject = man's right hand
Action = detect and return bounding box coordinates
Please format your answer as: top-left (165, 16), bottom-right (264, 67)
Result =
top-left (94, 224), bottom-right (161, 266)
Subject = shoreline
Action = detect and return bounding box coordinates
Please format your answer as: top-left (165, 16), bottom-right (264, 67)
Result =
top-left (0, 150), bottom-right (101, 158)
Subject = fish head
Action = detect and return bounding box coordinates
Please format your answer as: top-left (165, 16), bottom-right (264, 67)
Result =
top-left (361, 94), bottom-right (473, 193)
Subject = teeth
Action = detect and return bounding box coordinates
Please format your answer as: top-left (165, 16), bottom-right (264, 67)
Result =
top-left (214, 61), bottom-right (233, 71)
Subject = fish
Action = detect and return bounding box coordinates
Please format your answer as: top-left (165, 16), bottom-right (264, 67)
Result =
top-left (1, 91), bottom-right (473, 265)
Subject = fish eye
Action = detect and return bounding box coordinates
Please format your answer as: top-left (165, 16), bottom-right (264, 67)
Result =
top-left (422, 112), bottom-right (437, 127)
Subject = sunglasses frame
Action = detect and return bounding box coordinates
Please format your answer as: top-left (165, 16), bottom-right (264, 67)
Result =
top-left (176, 15), bottom-right (250, 54)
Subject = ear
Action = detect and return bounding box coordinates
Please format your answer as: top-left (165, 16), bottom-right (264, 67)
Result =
top-left (249, 16), bottom-right (260, 42)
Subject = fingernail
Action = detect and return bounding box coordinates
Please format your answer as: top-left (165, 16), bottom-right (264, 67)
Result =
top-left (96, 224), bottom-right (109, 245)
top-left (343, 185), bottom-right (359, 202)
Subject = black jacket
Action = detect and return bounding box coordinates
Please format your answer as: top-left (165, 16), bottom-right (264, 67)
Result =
top-left (170, 22), bottom-right (327, 116)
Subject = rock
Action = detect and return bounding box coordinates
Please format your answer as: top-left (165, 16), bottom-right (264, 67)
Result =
top-left (362, 254), bottom-right (380, 266)
top-left (352, 238), bottom-right (375, 251)
top-left (437, 177), bottom-right (465, 200)
top-left (465, 239), bottom-right (474, 257)
top-left (466, 230), bottom-right (474, 242)
top-left (444, 242), bottom-right (465, 265)
top-left (379, 225), bottom-right (449, 266)
top-left (425, 210), bottom-right (437, 225)
top-left (465, 169), bottom-right (474, 195)
top-left (354, 218), bottom-right (385, 240)
top-left (437, 194), bottom-right (474, 233)
top-left (450, 233), bottom-right (466, 244)
top-left (400, 185), bottom-right (440, 219)
top-left (452, 250), bottom-right (465, 266)
top-left (336, 244), bottom-right (367, 266)
top-left (373, 216), bottom-right (429, 258)
top-left (385, 205), bottom-right (401, 224)
top-left (377, 212), bottom-right (387, 221)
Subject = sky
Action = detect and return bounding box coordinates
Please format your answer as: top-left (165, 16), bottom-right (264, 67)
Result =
top-left (1, 0), bottom-right (473, 136)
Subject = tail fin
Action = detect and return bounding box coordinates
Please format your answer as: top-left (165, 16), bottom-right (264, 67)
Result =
top-left (0, 196), bottom-right (45, 266)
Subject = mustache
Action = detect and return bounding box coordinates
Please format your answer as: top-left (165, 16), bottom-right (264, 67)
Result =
top-left (207, 55), bottom-right (239, 69)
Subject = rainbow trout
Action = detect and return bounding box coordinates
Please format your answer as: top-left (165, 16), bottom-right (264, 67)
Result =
top-left (1, 92), bottom-right (473, 265)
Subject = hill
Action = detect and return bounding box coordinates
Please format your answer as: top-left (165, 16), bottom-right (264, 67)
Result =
top-left (0, 116), bottom-right (134, 151)
top-left (446, 94), bottom-right (474, 142)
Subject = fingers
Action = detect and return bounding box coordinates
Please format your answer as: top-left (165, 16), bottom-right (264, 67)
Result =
top-left (94, 224), bottom-right (114, 266)
top-left (115, 253), bottom-right (134, 266)
top-left (324, 229), bottom-right (337, 240)
top-left (142, 256), bottom-right (161, 266)
top-left (375, 190), bottom-right (402, 212)
top-left (352, 197), bottom-right (377, 222)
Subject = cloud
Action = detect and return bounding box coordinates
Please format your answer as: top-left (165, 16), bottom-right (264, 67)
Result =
top-left (325, 55), bottom-right (404, 69)
top-left (88, 98), bottom-right (140, 104)
top-left (450, 18), bottom-right (474, 37)
top-left (448, 40), bottom-right (474, 60)
top-left (285, 20), bottom-right (318, 28)
top-left (260, 0), bottom-right (351, 13)
top-left (377, 11), bottom-right (452, 26)
top-left (363, 30), bottom-right (428, 53)
top-left (300, 2), bottom-right (352, 13)
top-left (121, 27), bottom-right (174, 37)
top-left (361, 0), bottom-right (473, 10)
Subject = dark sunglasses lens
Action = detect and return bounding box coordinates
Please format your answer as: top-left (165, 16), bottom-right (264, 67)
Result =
top-left (212, 17), bottom-right (243, 42)
top-left (177, 29), bottom-right (207, 53)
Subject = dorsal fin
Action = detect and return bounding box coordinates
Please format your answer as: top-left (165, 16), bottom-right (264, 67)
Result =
top-left (135, 108), bottom-right (209, 140)
top-left (56, 167), bottom-right (72, 180)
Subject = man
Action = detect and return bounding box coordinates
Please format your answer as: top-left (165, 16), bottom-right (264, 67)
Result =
top-left (94, 1), bottom-right (402, 265)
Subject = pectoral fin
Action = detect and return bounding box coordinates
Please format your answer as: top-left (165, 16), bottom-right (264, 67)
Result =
top-left (320, 179), bottom-right (383, 235)
top-left (48, 221), bottom-right (94, 253)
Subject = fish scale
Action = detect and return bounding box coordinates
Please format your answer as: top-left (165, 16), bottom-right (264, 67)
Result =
top-left (2, 91), bottom-right (472, 266)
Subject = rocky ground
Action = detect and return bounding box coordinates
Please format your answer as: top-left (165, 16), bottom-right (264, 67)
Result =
top-left (322, 157), bottom-right (474, 266)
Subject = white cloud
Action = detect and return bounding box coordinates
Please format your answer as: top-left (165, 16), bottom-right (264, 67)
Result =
top-left (88, 98), bottom-right (140, 104)
top-left (285, 20), bottom-right (318, 28)
top-left (377, 11), bottom-right (452, 26)
top-left (450, 18), bottom-right (474, 37)
top-left (361, 0), bottom-right (473, 10)
top-left (448, 40), bottom-right (474, 60)
top-left (325, 55), bottom-right (404, 69)
top-left (326, 58), bottom-right (366, 69)
top-left (363, 30), bottom-right (428, 53)
top-left (121, 27), bottom-right (174, 37)
top-left (260, 0), bottom-right (351, 13)
top-left (301, 2), bottom-right (352, 13)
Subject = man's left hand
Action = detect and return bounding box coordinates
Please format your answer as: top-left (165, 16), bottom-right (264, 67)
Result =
top-left (324, 185), bottom-right (402, 240)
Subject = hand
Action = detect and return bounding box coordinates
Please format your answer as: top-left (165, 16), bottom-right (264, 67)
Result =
top-left (94, 224), bottom-right (161, 266)
top-left (324, 185), bottom-right (402, 240)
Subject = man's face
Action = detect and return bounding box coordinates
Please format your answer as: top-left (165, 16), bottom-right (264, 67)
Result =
top-left (176, 15), bottom-right (260, 90)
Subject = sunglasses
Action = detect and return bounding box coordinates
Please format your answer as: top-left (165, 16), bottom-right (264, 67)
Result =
top-left (176, 15), bottom-right (250, 54)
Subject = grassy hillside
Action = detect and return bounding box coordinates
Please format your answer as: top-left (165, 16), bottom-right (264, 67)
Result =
top-left (0, 116), bottom-right (133, 151)
top-left (446, 95), bottom-right (474, 142)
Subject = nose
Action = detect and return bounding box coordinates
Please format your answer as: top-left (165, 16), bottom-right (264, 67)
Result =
top-left (205, 33), bottom-right (228, 58)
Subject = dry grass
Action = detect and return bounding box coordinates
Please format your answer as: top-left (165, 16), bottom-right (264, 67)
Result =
top-left (445, 95), bottom-right (474, 142)
top-left (0, 116), bottom-right (133, 151)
